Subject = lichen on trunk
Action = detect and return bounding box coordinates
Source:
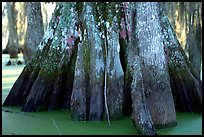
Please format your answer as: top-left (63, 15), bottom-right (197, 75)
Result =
top-left (3, 3), bottom-right (77, 112)
top-left (71, 43), bottom-right (87, 120)
top-left (131, 56), bottom-right (156, 135)
top-left (3, 2), bottom-right (202, 135)
top-left (106, 14), bottom-right (124, 120)
top-left (135, 2), bottom-right (177, 128)
top-left (25, 2), bottom-right (44, 62)
top-left (85, 3), bottom-right (105, 121)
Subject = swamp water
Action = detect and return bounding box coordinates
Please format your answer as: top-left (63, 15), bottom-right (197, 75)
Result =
top-left (2, 54), bottom-right (202, 135)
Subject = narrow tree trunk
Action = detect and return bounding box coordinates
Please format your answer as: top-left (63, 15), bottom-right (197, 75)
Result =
top-left (16, 2), bottom-right (27, 55)
top-left (71, 39), bottom-right (88, 120)
top-left (179, 2), bottom-right (185, 29)
top-left (106, 17), bottom-right (124, 120)
top-left (24, 2), bottom-right (44, 63)
top-left (86, 3), bottom-right (105, 121)
top-left (170, 2), bottom-right (176, 30)
top-left (189, 3), bottom-right (202, 80)
top-left (6, 2), bottom-right (19, 59)
top-left (70, 3), bottom-right (90, 121)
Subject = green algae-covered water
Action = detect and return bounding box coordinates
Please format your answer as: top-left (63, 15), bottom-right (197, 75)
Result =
top-left (2, 106), bottom-right (136, 135)
top-left (2, 54), bottom-right (202, 135)
top-left (2, 106), bottom-right (202, 135)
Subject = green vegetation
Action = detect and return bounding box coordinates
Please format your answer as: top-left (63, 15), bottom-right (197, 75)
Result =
top-left (2, 54), bottom-right (202, 135)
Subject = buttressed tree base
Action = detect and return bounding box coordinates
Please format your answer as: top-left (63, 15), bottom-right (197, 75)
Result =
top-left (3, 2), bottom-right (202, 135)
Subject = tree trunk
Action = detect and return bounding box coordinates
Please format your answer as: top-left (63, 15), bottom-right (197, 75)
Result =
top-left (159, 4), bottom-right (202, 113)
top-left (134, 2), bottom-right (177, 129)
top-left (130, 56), bottom-right (156, 135)
top-left (3, 2), bottom-right (202, 135)
top-left (104, 3), bottom-right (125, 121)
top-left (170, 2), bottom-right (176, 30)
top-left (106, 23), bottom-right (124, 120)
top-left (87, 3), bottom-right (105, 120)
top-left (15, 2), bottom-right (27, 55)
top-left (3, 3), bottom-right (76, 112)
top-left (71, 42), bottom-right (88, 120)
top-left (24, 2), bottom-right (44, 63)
top-left (70, 3), bottom-right (89, 121)
top-left (188, 3), bottom-right (202, 80)
top-left (119, 2), bottom-right (177, 133)
top-left (179, 2), bottom-right (185, 29)
top-left (71, 3), bottom-right (125, 121)
top-left (6, 2), bottom-right (19, 59)
top-left (71, 3), bottom-right (105, 121)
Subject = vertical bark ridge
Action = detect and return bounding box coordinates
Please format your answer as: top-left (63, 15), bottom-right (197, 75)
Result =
top-left (131, 56), bottom-right (156, 135)
top-left (134, 2), bottom-right (177, 128)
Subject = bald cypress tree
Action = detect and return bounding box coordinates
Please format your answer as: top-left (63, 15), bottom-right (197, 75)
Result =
top-left (3, 2), bottom-right (202, 135)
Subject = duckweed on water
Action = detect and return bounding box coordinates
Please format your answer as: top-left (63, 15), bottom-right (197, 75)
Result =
top-left (2, 55), bottom-right (202, 135)
top-left (2, 106), bottom-right (202, 135)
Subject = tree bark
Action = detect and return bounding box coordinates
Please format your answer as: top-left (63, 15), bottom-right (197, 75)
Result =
top-left (16, 2), bottom-right (27, 55)
top-left (71, 42), bottom-right (87, 120)
top-left (6, 2), bottom-right (19, 59)
top-left (134, 2), bottom-right (177, 129)
top-left (3, 2), bottom-right (202, 135)
top-left (104, 3), bottom-right (124, 121)
top-left (3, 3), bottom-right (76, 112)
top-left (71, 3), bottom-right (125, 121)
top-left (24, 2), bottom-right (44, 63)
top-left (130, 56), bottom-right (156, 135)
top-left (106, 24), bottom-right (124, 120)
top-left (85, 3), bottom-right (105, 121)
top-left (123, 3), bottom-right (177, 130)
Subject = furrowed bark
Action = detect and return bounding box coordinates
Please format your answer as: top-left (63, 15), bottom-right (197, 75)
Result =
top-left (131, 56), bottom-right (156, 135)
top-left (71, 42), bottom-right (87, 120)
top-left (22, 3), bottom-right (78, 112)
top-left (135, 2), bottom-right (177, 128)
top-left (3, 3), bottom-right (77, 112)
top-left (25, 2), bottom-right (44, 62)
top-left (85, 3), bottom-right (105, 121)
top-left (106, 15), bottom-right (124, 120)
top-left (3, 3), bottom-right (202, 135)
